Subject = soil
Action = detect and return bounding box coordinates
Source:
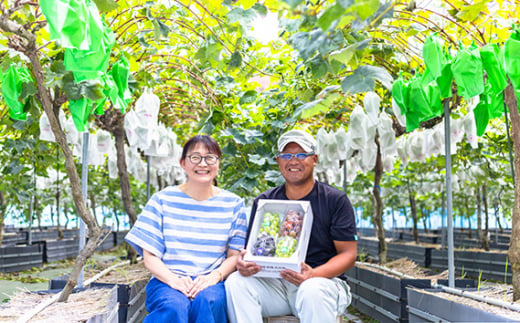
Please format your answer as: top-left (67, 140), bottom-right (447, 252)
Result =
top-left (416, 287), bottom-right (519, 321)
top-left (358, 258), bottom-right (520, 320)
top-left (357, 258), bottom-right (448, 280)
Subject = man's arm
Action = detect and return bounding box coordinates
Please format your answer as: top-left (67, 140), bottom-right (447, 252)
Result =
top-left (280, 240), bottom-right (357, 285)
top-left (312, 240), bottom-right (357, 277)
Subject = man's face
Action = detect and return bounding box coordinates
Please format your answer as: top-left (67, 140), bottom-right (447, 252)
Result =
top-left (276, 142), bottom-right (317, 186)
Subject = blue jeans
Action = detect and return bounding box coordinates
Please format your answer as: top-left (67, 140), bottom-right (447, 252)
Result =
top-left (144, 277), bottom-right (227, 323)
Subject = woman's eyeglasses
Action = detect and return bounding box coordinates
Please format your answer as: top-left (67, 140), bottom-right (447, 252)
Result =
top-left (277, 152), bottom-right (315, 160)
top-left (187, 154), bottom-right (220, 165)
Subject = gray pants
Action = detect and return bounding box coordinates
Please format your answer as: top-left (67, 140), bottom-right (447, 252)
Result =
top-left (225, 272), bottom-right (351, 323)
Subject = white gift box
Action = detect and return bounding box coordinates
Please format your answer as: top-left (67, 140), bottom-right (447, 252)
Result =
top-left (244, 199), bottom-right (314, 278)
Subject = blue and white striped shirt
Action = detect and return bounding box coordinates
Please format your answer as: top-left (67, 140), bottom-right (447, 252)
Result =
top-left (125, 186), bottom-right (248, 276)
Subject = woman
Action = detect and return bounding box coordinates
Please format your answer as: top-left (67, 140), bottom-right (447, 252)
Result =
top-left (126, 135), bottom-right (248, 323)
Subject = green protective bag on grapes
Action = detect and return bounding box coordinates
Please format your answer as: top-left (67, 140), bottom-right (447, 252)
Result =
top-left (423, 33), bottom-right (446, 80)
top-left (40, 0), bottom-right (102, 50)
top-left (391, 73), bottom-right (409, 115)
top-left (480, 43), bottom-right (508, 93)
top-left (504, 25), bottom-right (520, 92)
top-left (451, 42), bottom-right (484, 99)
top-left (69, 97), bottom-right (93, 132)
top-left (111, 55), bottom-right (132, 113)
top-left (1, 65), bottom-right (34, 121)
top-left (64, 22), bottom-right (116, 77)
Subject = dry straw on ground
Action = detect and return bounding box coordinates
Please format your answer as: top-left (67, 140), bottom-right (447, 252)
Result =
top-left (0, 287), bottom-right (113, 322)
top-left (417, 287), bottom-right (519, 321)
top-left (86, 259), bottom-right (150, 284)
top-left (0, 256), bottom-right (150, 322)
top-left (359, 257), bottom-right (520, 320)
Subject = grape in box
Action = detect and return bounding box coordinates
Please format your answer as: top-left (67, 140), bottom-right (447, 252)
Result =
top-left (244, 199), bottom-right (314, 278)
top-left (252, 209), bottom-right (303, 257)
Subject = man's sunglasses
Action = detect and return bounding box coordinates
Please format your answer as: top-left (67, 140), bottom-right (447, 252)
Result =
top-left (277, 152), bottom-right (315, 160)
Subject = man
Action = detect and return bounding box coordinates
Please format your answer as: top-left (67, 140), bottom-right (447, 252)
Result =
top-left (225, 129), bottom-right (358, 323)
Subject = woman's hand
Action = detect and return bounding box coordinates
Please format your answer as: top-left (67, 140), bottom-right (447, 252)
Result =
top-left (186, 271), bottom-right (222, 299)
top-left (168, 275), bottom-right (194, 297)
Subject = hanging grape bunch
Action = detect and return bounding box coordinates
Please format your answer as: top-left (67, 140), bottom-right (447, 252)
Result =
top-left (280, 210), bottom-right (303, 238)
top-left (259, 212), bottom-right (281, 237)
top-left (252, 232), bottom-right (276, 256)
top-left (275, 235), bottom-right (298, 257)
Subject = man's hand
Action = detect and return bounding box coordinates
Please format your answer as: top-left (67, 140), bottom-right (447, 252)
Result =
top-left (280, 262), bottom-right (313, 286)
top-left (237, 249), bottom-right (261, 277)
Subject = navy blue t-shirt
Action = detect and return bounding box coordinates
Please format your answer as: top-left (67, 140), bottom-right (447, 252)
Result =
top-left (247, 181), bottom-right (357, 277)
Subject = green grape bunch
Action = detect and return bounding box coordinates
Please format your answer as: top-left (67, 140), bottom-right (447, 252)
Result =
top-left (259, 212), bottom-right (281, 237)
top-left (275, 236), bottom-right (298, 257)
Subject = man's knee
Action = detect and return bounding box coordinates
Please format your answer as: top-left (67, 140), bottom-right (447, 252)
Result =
top-left (299, 277), bottom-right (328, 295)
top-left (296, 277), bottom-right (338, 307)
top-left (224, 271), bottom-right (243, 292)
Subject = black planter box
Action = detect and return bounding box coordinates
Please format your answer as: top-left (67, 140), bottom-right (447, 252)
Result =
top-left (437, 279), bottom-right (477, 288)
top-left (50, 276), bottom-right (148, 323)
top-left (356, 227), bottom-right (394, 239)
top-left (63, 229), bottom-right (79, 239)
top-left (430, 248), bottom-right (449, 272)
top-left (115, 231), bottom-right (129, 246)
top-left (407, 287), bottom-right (518, 322)
top-left (346, 266), bottom-right (431, 323)
top-left (386, 242), bottom-right (432, 268)
top-left (125, 278), bottom-right (148, 323)
top-left (1, 231), bottom-right (28, 246)
top-left (399, 232), bottom-right (439, 244)
top-left (31, 230), bottom-right (59, 241)
top-left (0, 243), bottom-right (43, 272)
top-left (488, 240), bottom-right (510, 251)
top-left (357, 237), bottom-right (379, 259)
top-left (455, 250), bottom-right (512, 283)
top-left (491, 232), bottom-right (511, 244)
top-left (357, 227), bottom-right (376, 237)
top-left (43, 239), bottom-right (79, 263)
top-left (453, 236), bottom-right (481, 249)
top-left (431, 249), bottom-right (512, 283)
top-left (95, 235), bottom-right (116, 252)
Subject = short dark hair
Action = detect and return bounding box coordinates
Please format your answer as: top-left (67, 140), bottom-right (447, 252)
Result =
top-left (181, 135), bottom-right (222, 160)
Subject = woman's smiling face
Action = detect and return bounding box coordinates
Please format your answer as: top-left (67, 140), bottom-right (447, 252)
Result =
top-left (180, 143), bottom-right (220, 185)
